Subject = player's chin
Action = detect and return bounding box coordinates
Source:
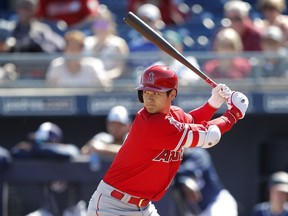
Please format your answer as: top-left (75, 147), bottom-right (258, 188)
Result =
top-left (145, 105), bottom-right (158, 114)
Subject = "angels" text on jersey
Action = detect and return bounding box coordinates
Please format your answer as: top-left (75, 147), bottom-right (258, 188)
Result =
top-left (153, 149), bottom-right (184, 163)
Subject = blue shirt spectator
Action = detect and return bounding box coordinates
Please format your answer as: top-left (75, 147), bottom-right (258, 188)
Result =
top-left (10, 122), bottom-right (85, 216)
top-left (0, 145), bottom-right (11, 172)
top-left (9, 0), bottom-right (64, 53)
top-left (252, 171), bottom-right (288, 216)
top-left (127, 3), bottom-right (164, 78)
top-left (172, 147), bottom-right (238, 216)
top-left (11, 122), bottom-right (79, 159)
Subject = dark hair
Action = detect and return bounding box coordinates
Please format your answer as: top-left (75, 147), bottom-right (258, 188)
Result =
top-left (166, 89), bottom-right (173, 96)
top-left (64, 30), bottom-right (85, 48)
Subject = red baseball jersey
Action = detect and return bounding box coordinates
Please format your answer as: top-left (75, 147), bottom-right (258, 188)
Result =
top-left (36, 0), bottom-right (99, 26)
top-left (104, 103), bottom-right (218, 201)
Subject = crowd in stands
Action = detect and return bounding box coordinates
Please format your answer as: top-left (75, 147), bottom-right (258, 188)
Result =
top-left (83, 4), bottom-right (130, 81)
top-left (203, 27), bottom-right (252, 79)
top-left (0, 0), bottom-right (287, 85)
top-left (46, 29), bottom-right (110, 88)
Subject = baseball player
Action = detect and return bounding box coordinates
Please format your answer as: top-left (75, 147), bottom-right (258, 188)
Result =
top-left (87, 65), bottom-right (249, 216)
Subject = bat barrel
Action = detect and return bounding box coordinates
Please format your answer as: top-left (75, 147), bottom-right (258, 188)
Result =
top-left (124, 12), bottom-right (217, 88)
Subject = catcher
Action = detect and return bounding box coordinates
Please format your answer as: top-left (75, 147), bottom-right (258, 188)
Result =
top-left (87, 65), bottom-right (248, 216)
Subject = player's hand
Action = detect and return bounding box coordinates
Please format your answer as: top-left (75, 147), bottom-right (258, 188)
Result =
top-left (218, 84), bottom-right (232, 99)
top-left (208, 83), bottom-right (232, 108)
top-left (227, 91), bottom-right (249, 119)
top-left (81, 144), bottom-right (93, 155)
top-left (81, 141), bottom-right (100, 154)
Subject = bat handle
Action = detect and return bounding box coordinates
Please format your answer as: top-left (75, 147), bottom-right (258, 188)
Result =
top-left (205, 77), bottom-right (217, 88)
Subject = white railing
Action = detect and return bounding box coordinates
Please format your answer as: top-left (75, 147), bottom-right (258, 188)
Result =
top-left (0, 51), bottom-right (287, 92)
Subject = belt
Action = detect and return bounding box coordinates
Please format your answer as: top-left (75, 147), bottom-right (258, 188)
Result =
top-left (110, 189), bottom-right (150, 208)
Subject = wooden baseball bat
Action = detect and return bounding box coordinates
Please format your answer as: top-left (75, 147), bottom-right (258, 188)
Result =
top-left (123, 12), bottom-right (217, 88)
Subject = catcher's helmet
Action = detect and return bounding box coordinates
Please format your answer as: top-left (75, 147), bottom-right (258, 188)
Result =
top-left (136, 65), bottom-right (178, 102)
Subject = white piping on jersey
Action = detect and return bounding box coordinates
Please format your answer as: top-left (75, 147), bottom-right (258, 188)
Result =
top-left (183, 130), bottom-right (193, 148)
top-left (196, 130), bottom-right (206, 147)
top-left (173, 124), bottom-right (188, 152)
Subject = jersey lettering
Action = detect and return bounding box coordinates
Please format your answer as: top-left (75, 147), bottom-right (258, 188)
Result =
top-left (153, 149), bottom-right (184, 163)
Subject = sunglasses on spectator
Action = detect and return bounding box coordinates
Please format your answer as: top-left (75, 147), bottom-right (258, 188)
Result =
top-left (227, 16), bottom-right (243, 22)
top-left (92, 20), bottom-right (110, 29)
top-left (261, 5), bottom-right (278, 11)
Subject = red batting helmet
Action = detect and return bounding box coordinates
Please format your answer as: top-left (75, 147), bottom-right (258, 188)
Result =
top-left (136, 65), bottom-right (178, 103)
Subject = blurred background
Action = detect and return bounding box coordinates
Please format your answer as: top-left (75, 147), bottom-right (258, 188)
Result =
top-left (0, 0), bottom-right (288, 215)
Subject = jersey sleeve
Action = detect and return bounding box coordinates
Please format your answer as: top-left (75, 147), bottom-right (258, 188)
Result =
top-left (189, 102), bottom-right (218, 124)
top-left (138, 105), bottom-right (238, 152)
top-left (144, 113), bottom-right (206, 151)
top-left (207, 110), bottom-right (239, 134)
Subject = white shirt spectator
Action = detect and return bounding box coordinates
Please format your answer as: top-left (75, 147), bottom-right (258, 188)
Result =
top-left (84, 5), bottom-right (129, 80)
top-left (46, 57), bottom-right (109, 87)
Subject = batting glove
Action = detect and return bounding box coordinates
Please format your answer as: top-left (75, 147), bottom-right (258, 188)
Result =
top-left (227, 91), bottom-right (249, 119)
top-left (208, 83), bottom-right (232, 108)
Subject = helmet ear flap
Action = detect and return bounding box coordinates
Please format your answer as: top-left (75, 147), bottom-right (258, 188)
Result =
top-left (138, 90), bottom-right (144, 103)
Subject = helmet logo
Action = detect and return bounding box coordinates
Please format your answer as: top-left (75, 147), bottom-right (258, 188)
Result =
top-left (147, 72), bottom-right (155, 84)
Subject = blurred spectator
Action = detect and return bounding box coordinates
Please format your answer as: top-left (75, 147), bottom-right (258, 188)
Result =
top-left (127, 0), bottom-right (190, 26)
top-left (223, 0), bottom-right (262, 52)
top-left (255, 0), bottom-right (288, 47)
top-left (11, 122), bottom-right (79, 159)
top-left (6, 0), bottom-right (65, 80)
top-left (46, 30), bottom-right (111, 87)
top-left (128, 3), bottom-right (164, 78)
top-left (35, 0), bottom-right (99, 31)
top-left (84, 5), bottom-right (129, 80)
top-left (10, 122), bottom-right (86, 216)
top-left (128, 3), bottom-right (164, 50)
top-left (26, 184), bottom-right (86, 216)
top-left (0, 22), bottom-right (19, 81)
top-left (81, 105), bottom-right (131, 160)
top-left (0, 20), bottom-right (13, 53)
top-left (9, 0), bottom-right (65, 53)
top-left (253, 25), bottom-right (288, 78)
top-left (0, 63), bottom-right (19, 81)
top-left (203, 27), bottom-right (252, 79)
top-left (153, 30), bottom-right (200, 85)
top-left (0, 146), bottom-right (12, 172)
top-left (252, 171), bottom-right (288, 216)
top-left (172, 148), bottom-right (238, 216)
